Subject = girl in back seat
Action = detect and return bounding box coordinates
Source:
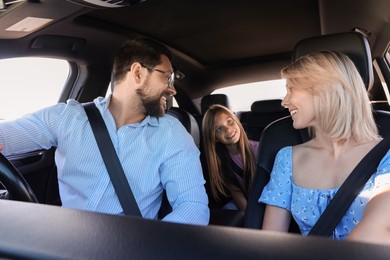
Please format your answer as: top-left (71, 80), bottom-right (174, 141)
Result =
top-left (202, 104), bottom-right (259, 211)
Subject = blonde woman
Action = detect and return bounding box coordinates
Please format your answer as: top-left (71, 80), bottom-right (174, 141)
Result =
top-left (202, 104), bottom-right (258, 211)
top-left (259, 51), bottom-right (390, 240)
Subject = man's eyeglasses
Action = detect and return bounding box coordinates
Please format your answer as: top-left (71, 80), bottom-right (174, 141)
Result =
top-left (141, 64), bottom-right (175, 87)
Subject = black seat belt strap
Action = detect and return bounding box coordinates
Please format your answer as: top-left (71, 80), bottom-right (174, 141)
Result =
top-left (83, 102), bottom-right (142, 217)
top-left (309, 136), bottom-right (390, 237)
top-left (229, 158), bottom-right (244, 178)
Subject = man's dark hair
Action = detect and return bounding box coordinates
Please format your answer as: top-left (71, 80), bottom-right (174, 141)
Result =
top-left (111, 38), bottom-right (172, 88)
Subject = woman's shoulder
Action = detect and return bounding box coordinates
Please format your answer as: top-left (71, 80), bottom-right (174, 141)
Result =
top-left (277, 146), bottom-right (292, 155)
top-left (273, 146), bottom-right (293, 165)
top-left (377, 149), bottom-right (390, 172)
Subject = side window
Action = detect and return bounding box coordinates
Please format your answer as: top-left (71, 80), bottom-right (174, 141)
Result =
top-left (374, 47), bottom-right (390, 105)
top-left (385, 47), bottom-right (390, 66)
top-left (382, 47), bottom-right (390, 105)
top-left (171, 97), bottom-right (179, 107)
top-left (0, 57), bottom-right (69, 121)
top-left (212, 79), bottom-right (286, 112)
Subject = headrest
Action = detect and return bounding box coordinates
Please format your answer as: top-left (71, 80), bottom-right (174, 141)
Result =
top-left (293, 32), bottom-right (373, 90)
top-left (251, 99), bottom-right (286, 114)
top-left (201, 94), bottom-right (230, 114)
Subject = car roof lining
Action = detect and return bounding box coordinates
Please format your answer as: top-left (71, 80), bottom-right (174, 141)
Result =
top-left (0, 0), bottom-right (388, 99)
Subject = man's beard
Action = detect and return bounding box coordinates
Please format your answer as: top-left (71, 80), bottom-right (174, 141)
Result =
top-left (136, 81), bottom-right (166, 118)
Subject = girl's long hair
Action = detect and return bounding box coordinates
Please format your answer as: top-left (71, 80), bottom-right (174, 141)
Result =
top-left (202, 104), bottom-right (256, 201)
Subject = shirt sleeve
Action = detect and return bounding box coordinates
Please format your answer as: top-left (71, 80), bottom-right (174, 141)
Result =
top-left (0, 102), bottom-right (69, 156)
top-left (160, 119), bottom-right (210, 226)
top-left (258, 146), bottom-right (293, 211)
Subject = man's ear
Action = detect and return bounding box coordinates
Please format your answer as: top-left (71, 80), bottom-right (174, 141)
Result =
top-left (129, 62), bottom-right (144, 85)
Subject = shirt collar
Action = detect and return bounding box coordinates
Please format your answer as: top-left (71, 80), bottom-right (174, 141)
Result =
top-left (94, 95), bottom-right (159, 127)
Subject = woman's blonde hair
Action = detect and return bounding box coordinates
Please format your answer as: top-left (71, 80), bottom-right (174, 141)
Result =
top-left (202, 104), bottom-right (256, 200)
top-left (281, 51), bottom-right (380, 143)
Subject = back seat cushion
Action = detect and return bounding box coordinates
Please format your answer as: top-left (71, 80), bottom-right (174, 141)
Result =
top-left (241, 99), bottom-right (289, 141)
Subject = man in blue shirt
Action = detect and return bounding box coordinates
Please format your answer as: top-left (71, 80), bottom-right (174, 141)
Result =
top-left (0, 38), bottom-right (210, 225)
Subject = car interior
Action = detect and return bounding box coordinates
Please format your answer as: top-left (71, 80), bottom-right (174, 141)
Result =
top-left (0, 0), bottom-right (389, 258)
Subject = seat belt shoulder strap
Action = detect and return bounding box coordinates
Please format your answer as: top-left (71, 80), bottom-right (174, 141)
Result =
top-left (83, 102), bottom-right (141, 217)
top-left (309, 137), bottom-right (390, 236)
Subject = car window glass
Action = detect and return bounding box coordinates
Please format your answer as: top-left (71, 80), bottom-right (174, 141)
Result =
top-left (382, 47), bottom-right (390, 103)
top-left (0, 57), bottom-right (69, 121)
top-left (171, 97), bottom-right (178, 107)
top-left (212, 79), bottom-right (287, 112)
top-left (385, 47), bottom-right (390, 66)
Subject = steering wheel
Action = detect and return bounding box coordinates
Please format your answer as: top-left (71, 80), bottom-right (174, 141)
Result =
top-left (0, 152), bottom-right (38, 203)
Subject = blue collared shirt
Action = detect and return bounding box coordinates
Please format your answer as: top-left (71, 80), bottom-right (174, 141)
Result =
top-left (0, 97), bottom-right (209, 225)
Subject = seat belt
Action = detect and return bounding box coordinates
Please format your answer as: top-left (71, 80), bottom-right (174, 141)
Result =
top-left (83, 102), bottom-right (142, 217)
top-left (309, 136), bottom-right (390, 237)
top-left (228, 158), bottom-right (244, 178)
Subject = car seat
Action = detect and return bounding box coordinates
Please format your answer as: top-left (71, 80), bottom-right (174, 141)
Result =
top-left (241, 99), bottom-right (290, 141)
top-left (243, 31), bottom-right (390, 229)
top-left (200, 94), bottom-right (231, 115)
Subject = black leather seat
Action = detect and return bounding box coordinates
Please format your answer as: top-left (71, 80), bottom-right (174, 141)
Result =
top-left (195, 93), bottom-right (231, 141)
top-left (200, 94), bottom-right (231, 115)
top-left (241, 99), bottom-right (290, 141)
top-left (293, 32), bottom-right (374, 89)
top-left (243, 32), bottom-right (390, 229)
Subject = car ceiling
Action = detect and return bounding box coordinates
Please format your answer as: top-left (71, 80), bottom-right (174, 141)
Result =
top-left (0, 0), bottom-right (389, 98)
